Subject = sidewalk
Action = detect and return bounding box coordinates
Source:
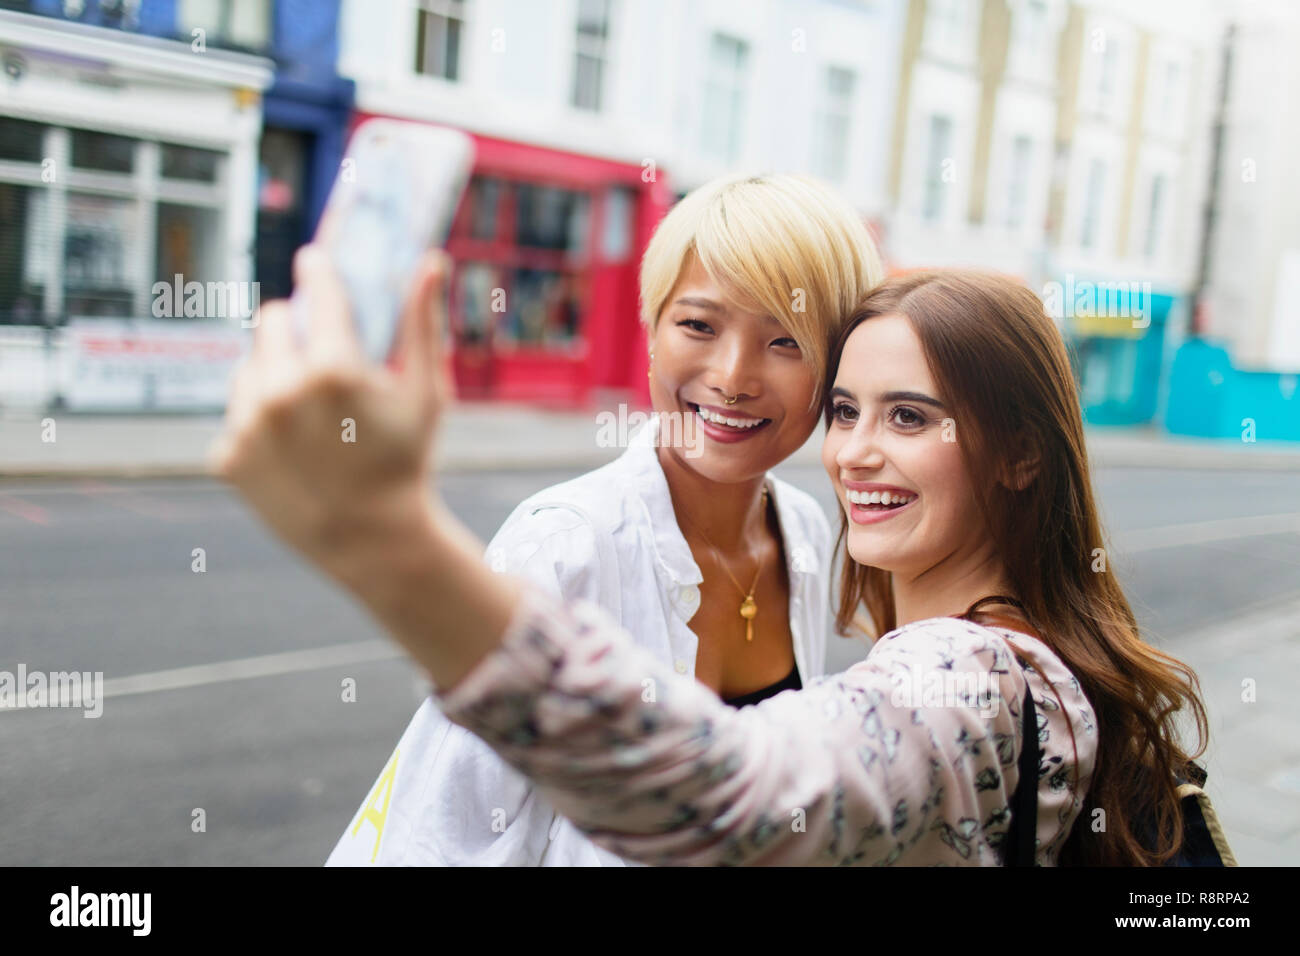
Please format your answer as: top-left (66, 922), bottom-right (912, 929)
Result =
top-left (1157, 590), bottom-right (1300, 866)
top-left (1, 404), bottom-right (1299, 477)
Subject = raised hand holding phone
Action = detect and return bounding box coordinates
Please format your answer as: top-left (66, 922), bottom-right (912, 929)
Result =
top-left (211, 119), bottom-right (472, 549)
top-left (210, 118), bottom-right (524, 694)
top-left (212, 242), bottom-right (520, 690)
top-left (210, 243), bottom-right (448, 556)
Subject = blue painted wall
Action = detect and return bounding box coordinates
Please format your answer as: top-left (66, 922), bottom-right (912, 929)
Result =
top-left (1165, 339), bottom-right (1300, 442)
top-left (263, 0), bottom-right (354, 235)
top-left (271, 0), bottom-right (342, 83)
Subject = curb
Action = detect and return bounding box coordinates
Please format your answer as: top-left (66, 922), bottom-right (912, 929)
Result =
top-left (1, 414), bottom-right (1298, 478)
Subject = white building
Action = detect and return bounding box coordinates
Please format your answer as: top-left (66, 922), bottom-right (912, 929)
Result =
top-left (1049, 0), bottom-right (1220, 299)
top-left (336, 0), bottom-right (905, 404)
top-left (886, 0), bottom-right (1067, 274)
top-left (1199, 0), bottom-right (1300, 372)
top-left (338, 0), bottom-right (904, 213)
top-left (0, 7), bottom-right (273, 409)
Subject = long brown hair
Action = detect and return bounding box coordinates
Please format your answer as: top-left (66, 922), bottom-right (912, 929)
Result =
top-left (824, 270), bottom-right (1209, 865)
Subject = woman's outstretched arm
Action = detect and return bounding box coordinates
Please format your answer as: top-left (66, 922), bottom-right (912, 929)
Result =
top-left (300, 488), bottom-right (1051, 866)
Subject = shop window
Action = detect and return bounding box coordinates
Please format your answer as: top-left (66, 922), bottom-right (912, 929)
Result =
top-left (467, 177), bottom-right (502, 241)
top-left (449, 175), bottom-right (594, 352)
top-left (71, 129), bottom-right (135, 174)
top-left (0, 118), bottom-right (46, 163)
top-left (155, 203), bottom-right (222, 316)
top-left (515, 184), bottom-right (589, 255)
top-left (500, 267), bottom-right (581, 347)
top-left (600, 186), bottom-right (634, 261)
top-left (0, 183), bottom-right (45, 324)
top-left (63, 192), bottom-right (138, 317)
top-left (454, 261), bottom-right (499, 345)
top-left (162, 144), bottom-right (221, 183)
top-left (0, 123), bottom-right (228, 324)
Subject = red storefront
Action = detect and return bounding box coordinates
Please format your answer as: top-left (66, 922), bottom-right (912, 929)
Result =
top-left (355, 114), bottom-right (673, 406)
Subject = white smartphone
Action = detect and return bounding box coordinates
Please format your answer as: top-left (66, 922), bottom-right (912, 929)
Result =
top-left (297, 119), bottom-right (475, 363)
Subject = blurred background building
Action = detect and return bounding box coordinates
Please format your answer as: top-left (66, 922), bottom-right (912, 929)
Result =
top-left (338, 0), bottom-right (903, 403)
top-left (0, 0), bottom-right (351, 409)
top-left (0, 0), bottom-right (1296, 439)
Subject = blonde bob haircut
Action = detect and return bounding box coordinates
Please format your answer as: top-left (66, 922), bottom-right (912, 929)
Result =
top-left (639, 173), bottom-right (884, 413)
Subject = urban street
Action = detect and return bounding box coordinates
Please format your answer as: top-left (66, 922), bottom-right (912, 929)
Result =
top-left (1, 463), bottom-right (1296, 865)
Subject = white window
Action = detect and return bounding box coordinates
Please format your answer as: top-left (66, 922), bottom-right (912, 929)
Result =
top-left (1080, 157), bottom-right (1107, 250)
top-left (1094, 34), bottom-right (1120, 114)
top-left (702, 33), bottom-right (750, 163)
top-left (923, 114), bottom-right (953, 222)
top-left (814, 66), bottom-right (856, 182)
top-left (1006, 134), bottom-right (1033, 229)
top-left (572, 0), bottom-right (613, 111)
top-left (0, 118), bottom-right (227, 325)
top-left (925, 0), bottom-right (973, 62)
top-left (1009, 0), bottom-right (1049, 77)
top-left (1142, 174), bottom-right (1165, 260)
top-left (178, 0), bottom-right (271, 49)
top-left (1152, 56), bottom-right (1185, 137)
top-left (415, 0), bottom-right (468, 81)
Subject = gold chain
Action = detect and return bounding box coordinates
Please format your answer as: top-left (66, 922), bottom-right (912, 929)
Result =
top-left (677, 485), bottom-right (769, 642)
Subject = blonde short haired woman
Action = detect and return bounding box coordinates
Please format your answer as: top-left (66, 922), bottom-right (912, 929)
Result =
top-left (322, 173), bottom-right (883, 865)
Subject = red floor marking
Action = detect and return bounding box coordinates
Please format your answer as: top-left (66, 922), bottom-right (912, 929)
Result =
top-left (0, 494), bottom-right (49, 525)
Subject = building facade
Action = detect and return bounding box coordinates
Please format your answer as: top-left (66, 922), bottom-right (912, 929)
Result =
top-left (883, 0), bottom-right (1222, 427)
top-left (1165, 0), bottom-right (1300, 442)
top-left (338, 0), bottom-right (904, 406)
top-left (0, 0), bottom-right (351, 410)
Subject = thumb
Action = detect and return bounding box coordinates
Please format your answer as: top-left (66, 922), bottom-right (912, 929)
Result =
top-left (395, 250), bottom-right (450, 389)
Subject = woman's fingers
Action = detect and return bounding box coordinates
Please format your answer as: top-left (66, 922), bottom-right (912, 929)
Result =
top-left (252, 300), bottom-right (303, 405)
top-left (208, 353), bottom-right (260, 477)
top-left (295, 244), bottom-right (360, 368)
top-left (395, 251), bottom-right (450, 396)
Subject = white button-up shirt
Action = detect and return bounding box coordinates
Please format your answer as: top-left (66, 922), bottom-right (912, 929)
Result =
top-left (326, 416), bottom-right (834, 866)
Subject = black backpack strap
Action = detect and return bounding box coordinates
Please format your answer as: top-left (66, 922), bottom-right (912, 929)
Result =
top-left (1003, 679), bottom-right (1039, 866)
top-left (960, 597), bottom-right (1040, 866)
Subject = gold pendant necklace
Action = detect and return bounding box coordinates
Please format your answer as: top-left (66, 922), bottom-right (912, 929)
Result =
top-left (679, 485), bottom-right (769, 642)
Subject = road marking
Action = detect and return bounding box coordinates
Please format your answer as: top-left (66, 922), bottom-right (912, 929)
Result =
top-left (0, 641), bottom-right (408, 713)
top-left (0, 493), bottom-right (49, 524)
top-left (76, 480), bottom-right (180, 522)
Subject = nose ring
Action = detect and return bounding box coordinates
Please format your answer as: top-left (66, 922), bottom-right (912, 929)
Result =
top-left (723, 394), bottom-right (738, 405)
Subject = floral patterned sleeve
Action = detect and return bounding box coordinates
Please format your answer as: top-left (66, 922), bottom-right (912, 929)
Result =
top-left (435, 584), bottom-right (1098, 866)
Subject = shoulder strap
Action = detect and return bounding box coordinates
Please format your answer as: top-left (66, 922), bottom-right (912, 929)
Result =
top-left (961, 596), bottom-right (1040, 866)
top-left (1003, 681), bottom-right (1039, 866)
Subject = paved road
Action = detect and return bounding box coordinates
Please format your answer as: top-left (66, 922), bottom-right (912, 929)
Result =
top-left (0, 467), bottom-right (1297, 865)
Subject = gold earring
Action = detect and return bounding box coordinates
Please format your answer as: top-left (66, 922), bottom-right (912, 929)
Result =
top-left (647, 351), bottom-right (654, 381)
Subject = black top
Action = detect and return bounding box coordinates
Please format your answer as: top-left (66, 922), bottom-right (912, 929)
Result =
top-left (723, 663), bottom-right (802, 709)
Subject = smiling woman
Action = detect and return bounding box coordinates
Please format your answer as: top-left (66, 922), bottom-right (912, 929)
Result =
top-left (820, 270), bottom-right (1212, 865)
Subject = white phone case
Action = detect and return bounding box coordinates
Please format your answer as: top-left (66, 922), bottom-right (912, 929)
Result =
top-left (297, 120), bottom-right (474, 362)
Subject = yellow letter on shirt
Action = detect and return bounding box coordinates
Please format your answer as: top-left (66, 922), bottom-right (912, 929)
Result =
top-left (352, 749), bottom-right (399, 863)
